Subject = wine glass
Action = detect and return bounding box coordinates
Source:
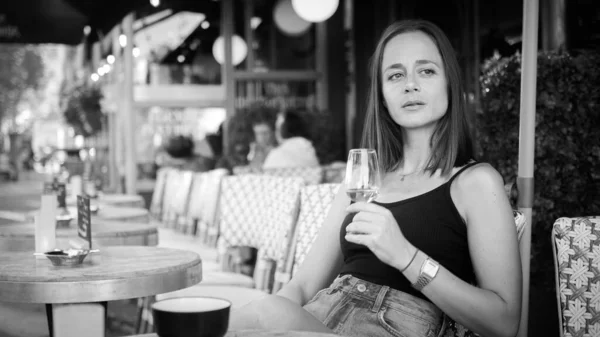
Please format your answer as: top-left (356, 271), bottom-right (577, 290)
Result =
top-left (344, 149), bottom-right (382, 202)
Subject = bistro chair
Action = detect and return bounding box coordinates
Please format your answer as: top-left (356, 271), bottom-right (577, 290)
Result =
top-left (262, 166), bottom-right (324, 186)
top-left (167, 170), bottom-right (194, 229)
top-left (196, 168), bottom-right (230, 246)
top-left (159, 169), bottom-right (184, 225)
top-left (552, 216), bottom-right (600, 337)
top-left (148, 167), bottom-right (171, 219)
top-left (180, 171), bottom-right (206, 235)
top-left (216, 175), bottom-right (303, 289)
top-left (273, 183), bottom-right (340, 292)
top-left (322, 161), bottom-right (346, 184)
top-left (232, 165), bottom-right (263, 175)
top-left (136, 175), bottom-right (304, 334)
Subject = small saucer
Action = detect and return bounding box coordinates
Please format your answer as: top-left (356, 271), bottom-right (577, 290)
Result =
top-left (36, 249), bottom-right (99, 267)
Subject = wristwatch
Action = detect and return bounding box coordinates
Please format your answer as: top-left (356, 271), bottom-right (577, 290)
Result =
top-left (412, 257), bottom-right (440, 291)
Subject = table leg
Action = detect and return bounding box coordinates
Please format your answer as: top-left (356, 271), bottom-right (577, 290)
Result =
top-left (46, 302), bottom-right (107, 337)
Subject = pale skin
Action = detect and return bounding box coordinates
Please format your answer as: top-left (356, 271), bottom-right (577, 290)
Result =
top-left (230, 31), bottom-right (521, 337)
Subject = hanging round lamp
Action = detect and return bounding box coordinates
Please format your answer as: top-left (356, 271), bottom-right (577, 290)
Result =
top-left (291, 0), bottom-right (339, 22)
top-left (212, 34), bottom-right (248, 66)
top-left (273, 0), bottom-right (312, 36)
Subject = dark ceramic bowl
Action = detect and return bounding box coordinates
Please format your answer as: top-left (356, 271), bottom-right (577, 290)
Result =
top-left (152, 297), bottom-right (231, 337)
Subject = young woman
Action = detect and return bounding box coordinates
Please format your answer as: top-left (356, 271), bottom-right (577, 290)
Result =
top-left (230, 19), bottom-right (522, 337)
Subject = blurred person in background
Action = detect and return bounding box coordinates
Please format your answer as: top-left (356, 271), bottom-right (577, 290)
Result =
top-left (262, 109), bottom-right (319, 169)
top-left (215, 142), bottom-right (250, 173)
top-left (247, 117), bottom-right (276, 169)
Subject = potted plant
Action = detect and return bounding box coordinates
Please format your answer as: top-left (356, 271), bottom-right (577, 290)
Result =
top-left (62, 83), bottom-right (105, 137)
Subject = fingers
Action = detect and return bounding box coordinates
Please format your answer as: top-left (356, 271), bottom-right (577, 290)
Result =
top-left (351, 211), bottom-right (379, 223)
top-left (344, 230), bottom-right (370, 247)
top-left (345, 221), bottom-right (373, 235)
top-left (347, 202), bottom-right (390, 215)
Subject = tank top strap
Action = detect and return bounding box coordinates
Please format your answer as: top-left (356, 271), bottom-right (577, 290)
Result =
top-left (446, 161), bottom-right (480, 186)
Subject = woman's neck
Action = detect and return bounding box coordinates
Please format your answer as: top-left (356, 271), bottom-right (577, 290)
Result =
top-left (399, 127), bottom-right (434, 174)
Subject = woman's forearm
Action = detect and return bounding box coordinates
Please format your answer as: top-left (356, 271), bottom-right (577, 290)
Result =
top-left (401, 249), bottom-right (521, 337)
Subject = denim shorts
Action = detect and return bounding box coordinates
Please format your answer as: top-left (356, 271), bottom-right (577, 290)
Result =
top-left (303, 275), bottom-right (446, 337)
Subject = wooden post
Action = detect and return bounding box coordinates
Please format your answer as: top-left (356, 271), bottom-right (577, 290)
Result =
top-left (316, 22), bottom-right (328, 112)
top-left (122, 13), bottom-right (137, 195)
top-left (517, 0), bottom-right (539, 335)
top-left (244, 0), bottom-right (255, 100)
top-left (344, 0), bottom-right (356, 152)
top-left (222, 0), bottom-right (235, 155)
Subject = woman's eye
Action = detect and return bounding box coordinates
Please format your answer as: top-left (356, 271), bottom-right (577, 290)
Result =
top-left (388, 73), bottom-right (404, 80)
top-left (420, 68), bottom-right (436, 76)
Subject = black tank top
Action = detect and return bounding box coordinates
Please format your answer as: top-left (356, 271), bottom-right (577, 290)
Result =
top-left (339, 162), bottom-right (479, 302)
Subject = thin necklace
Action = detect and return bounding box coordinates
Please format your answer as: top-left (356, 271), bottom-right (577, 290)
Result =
top-left (397, 167), bottom-right (426, 182)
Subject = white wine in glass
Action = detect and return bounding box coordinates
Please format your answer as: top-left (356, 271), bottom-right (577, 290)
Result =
top-left (345, 149), bottom-right (382, 202)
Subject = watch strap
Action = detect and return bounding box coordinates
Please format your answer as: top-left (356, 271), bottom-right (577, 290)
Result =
top-left (412, 257), bottom-right (439, 292)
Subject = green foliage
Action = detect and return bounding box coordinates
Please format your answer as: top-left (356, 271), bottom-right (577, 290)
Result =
top-left (477, 50), bottom-right (600, 286)
top-left (226, 103), bottom-right (345, 165)
top-left (0, 45), bottom-right (45, 124)
top-left (62, 84), bottom-right (105, 137)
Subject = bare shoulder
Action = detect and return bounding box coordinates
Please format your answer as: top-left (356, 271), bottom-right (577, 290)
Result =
top-left (450, 163), bottom-right (509, 224)
top-left (453, 163), bottom-right (505, 195)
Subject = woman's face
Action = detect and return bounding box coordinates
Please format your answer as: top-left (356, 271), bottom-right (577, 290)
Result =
top-left (252, 123), bottom-right (274, 147)
top-left (380, 31), bottom-right (448, 130)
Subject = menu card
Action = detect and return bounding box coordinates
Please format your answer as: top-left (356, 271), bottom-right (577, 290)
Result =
top-left (77, 196), bottom-right (92, 250)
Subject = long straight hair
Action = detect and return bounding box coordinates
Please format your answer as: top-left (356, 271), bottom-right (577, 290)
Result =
top-left (360, 20), bottom-right (474, 175)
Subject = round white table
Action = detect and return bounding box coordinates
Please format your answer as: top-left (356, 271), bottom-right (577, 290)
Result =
top-left (0, 220), bottom-right (158, 251)
top-left (0, 246), bottom-right (201, 337)
top-left (66, 194), bottom-right (146, 209)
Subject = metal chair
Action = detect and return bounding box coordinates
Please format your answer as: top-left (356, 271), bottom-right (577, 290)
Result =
top-left (551, 216), bottom-right (600, 337)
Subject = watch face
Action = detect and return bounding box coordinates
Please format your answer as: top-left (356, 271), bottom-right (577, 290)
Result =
top-left (423, 260), bottom-right (439, 275)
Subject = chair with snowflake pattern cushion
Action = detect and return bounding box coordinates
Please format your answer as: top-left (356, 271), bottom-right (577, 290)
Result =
top-left (552, 216), bottom-right (600, 337)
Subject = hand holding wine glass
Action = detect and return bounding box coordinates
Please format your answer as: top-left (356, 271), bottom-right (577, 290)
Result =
top-left (345, 149), bottom-right (382, 203)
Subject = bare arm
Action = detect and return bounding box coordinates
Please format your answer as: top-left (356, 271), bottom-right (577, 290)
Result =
top-left (276, 185), bottom-right (349, 305)
top-left (401, 164), bottom-right (522, 337)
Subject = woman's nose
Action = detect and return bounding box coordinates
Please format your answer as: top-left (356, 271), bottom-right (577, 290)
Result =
top-left (404, 80), bottom-right (421, 93)
top-left (404, 73), bottom-right (421, 93)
